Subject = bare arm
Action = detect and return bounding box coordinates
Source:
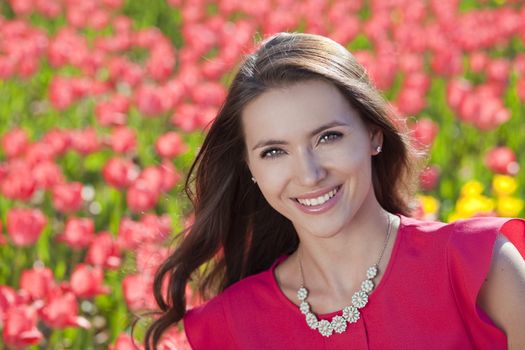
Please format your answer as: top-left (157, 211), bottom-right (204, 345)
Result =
top-left (477, 233), bottom-right (525, 350)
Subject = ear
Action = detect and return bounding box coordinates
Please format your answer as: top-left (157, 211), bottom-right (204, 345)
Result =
top-left (369, 127), bottom-right (384, 155)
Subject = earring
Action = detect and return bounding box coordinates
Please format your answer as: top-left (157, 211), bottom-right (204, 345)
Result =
top-left (375, 145), bottom-right (382, 154)
top-left (251, 177), bottom-right (257, 183)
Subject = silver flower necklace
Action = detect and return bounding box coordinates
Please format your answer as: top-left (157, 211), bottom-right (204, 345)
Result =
top-left (296, 215), bottom-right (392, 337)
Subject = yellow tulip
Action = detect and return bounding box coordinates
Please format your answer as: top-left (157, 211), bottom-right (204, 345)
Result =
top-left (447, 212), bottom-right (464, 222)
top-left (492, 175), bottom-right (518, 197)
top-left (456, 195), bottom-right (494, 217)
top-left (460, 181), bottom-right (484, 197)
top-left (418, 195), bottom-right (440, 215)
top-left (496, 197), bottom-right (524, 217)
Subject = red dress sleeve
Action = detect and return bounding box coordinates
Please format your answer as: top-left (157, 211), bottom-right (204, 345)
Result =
top-left (447, 217), bottom-right (525, 348)
top-left (183, 295), bottom-right (235, 349)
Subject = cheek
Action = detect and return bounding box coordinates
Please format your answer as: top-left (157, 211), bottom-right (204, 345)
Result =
top-left (251, 161), bottom-right (292, 203)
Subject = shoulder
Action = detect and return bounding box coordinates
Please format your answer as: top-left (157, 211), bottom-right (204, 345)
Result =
top-left (183, 264), bottom-right (278, 349)
top-left (401, 214), bottom-right (525, 250)
top-left (478, 226), bottom-right (525, 348)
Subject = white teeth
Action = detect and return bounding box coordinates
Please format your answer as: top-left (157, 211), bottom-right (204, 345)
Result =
top-left (297, 187), bottom-right (339, 207)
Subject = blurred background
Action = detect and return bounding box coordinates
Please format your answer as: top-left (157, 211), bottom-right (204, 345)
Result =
top-left (0, 0), bottom-right (523, 348)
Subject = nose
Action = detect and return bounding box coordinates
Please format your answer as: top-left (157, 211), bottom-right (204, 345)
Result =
top-left (294, 148), bottom-right (327, 186)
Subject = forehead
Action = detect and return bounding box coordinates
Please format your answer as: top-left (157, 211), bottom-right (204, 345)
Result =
top-left (241, 80), bottom-right (363, 141)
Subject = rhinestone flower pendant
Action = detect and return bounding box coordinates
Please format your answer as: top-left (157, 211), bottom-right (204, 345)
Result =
top-left (297, 265), bottom-right (380, 337)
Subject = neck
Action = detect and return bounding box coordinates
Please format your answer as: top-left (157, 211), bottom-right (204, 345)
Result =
top-left (295, 205), bottom-right (394, 296)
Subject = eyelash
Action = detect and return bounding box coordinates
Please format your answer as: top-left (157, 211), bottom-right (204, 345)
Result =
top-left (319, 131), bottom-right (343, 143)
top-left (259, 131), bottom-right (343, 159)
top-left (260, 148), bottom-right (284, 159)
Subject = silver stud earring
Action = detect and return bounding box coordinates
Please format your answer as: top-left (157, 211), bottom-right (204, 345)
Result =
top-left (375, 145), bottom-right (382, 154)
top-left (251, 177), bottom-right (257, 183)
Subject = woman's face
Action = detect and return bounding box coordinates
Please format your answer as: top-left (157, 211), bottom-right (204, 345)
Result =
top-left (242, 79), bottom-right (383, 239)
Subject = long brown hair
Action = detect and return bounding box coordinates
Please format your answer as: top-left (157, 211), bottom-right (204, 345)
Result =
top-left (144, 32), bottom-right (418, 348)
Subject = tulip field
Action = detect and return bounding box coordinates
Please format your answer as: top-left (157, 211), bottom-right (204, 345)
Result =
top-left (0, 0), bottom-right (524, 348)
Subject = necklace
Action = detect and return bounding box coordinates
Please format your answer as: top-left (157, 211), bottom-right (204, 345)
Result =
top-left (296, 215), bottom-right (393, 337)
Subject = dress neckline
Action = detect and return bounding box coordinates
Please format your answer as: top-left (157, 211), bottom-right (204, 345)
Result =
top-left (268, 213), bottom-right (406, 319)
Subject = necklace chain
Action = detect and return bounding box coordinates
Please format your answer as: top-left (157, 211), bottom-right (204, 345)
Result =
top-left (297, 214), bottom-right (393, 337)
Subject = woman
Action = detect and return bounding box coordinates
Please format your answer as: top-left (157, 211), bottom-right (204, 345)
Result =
top-left (145, 33), bottom-right (525, 349)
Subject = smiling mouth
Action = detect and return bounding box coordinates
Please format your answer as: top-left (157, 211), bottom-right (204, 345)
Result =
top-left (294, 185), bottom-right (342, 207)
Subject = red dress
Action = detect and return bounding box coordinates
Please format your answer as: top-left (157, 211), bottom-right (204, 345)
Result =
top-left (184, 215), bottom-right (525, 349)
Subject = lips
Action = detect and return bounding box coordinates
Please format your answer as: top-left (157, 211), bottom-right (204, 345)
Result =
top-left (292, 184), bottom-right (343, 215)
top-left (295, 186), bottom-right (341, 207)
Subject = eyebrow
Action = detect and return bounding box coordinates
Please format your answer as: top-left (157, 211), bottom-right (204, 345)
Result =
top-left (251, 120), bottom-right (349, 151)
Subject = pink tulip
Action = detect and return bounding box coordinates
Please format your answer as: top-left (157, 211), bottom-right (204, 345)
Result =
top-left (109, 126), bottom-right (136, 153)
top-left (86, 231), bottom-right (121, 269)
top-left (411, 118), bottom-right (439, 149)
top-left (6, 208), bottom-right (47, 246)
top-left (146, 43), bottom-right (176, 81)
top-left (70, 264), bottom-right (110, 298)
top-left (1, 285), bottom-right (28, 320)
top-left (48, 27), bottom-right (89, 67)
top-left (42, 128), bottom-right (71, 156)
top-left (0, 56), bottom-right (16, 79)
top-left (103, 158), bottom-right (139, 189)
top-left (126, 180), bottom-right (159, 213)
top-left (1, 163), bottom-right (36, 201)
top-left (9, 0), bottom-right (34, 16)
top-left (155, 132), bottom-right (187, 158)
top-left (164, 79), bottom-right (185, 107)
top-left (137, 166), bottom-right (164, 192)
top-left (470, 51), bottom-right (488, 72)
top-left (24, 141), bottom-right (56, 166)
top-left (107, 57), bottom-right (143, 87)
top-left (118, 218), bottom-right (160, 249)
top-left (70, 128), bottom-right (101, 155)
top-left (398, 54), bottom-right (424, 74)
top-left (135, 84), bottom-right (171, 117)
top-left (20, 267), bottom-right (56, 300)
top-left (48, 76), bottom-right (76, 110)
top-left (473, 98), bottom-right (510, 130)
top-left (485, 146), bottom-right (519, 175)
top-left (110, 334), bottom-right (144, 350)
top-left (87, 9), bottom-right (111, 30)
top-left (196, 106), bottom-right (219, 130)
top-left (140, 214), bottom-right (172, 243)
top-left (34, 0), bottom-right (61, 18)
top-left (33, 161), bottom-right (64, 190)
top-left (40, 289), bottom-right (90, 329)
top-left (56, 217), bottom-right (95, 249)
top-left (177, 63), bottom-right (202, 92)
top-left (431, 48), bottom-right (462, 77)
top-left (1, 128), bottom-right (29, 158)
top-left (447, 79), bottom-right (471, 110)
top-left (171, 103), bottom-right (200, 132)
top-left (395, 88), bottom-right (426, 115)
top-left (158, 160), bottom-right (181, 192)
top-left (2, 305), bottom-right (43, 348)
top-left (191, 81), bottom-right (227, 108)
top-left (419, 166), bottom-right (440, 191)
top-left (486, 58), bottom-right (510, 82)
top-left (136, 243), bottom-right (168, 276)
top-left (95, 94), bottom-right (130, 126)
top-left (122, 274), bottom-right (157, 311)
top-left (51, 182), bottom-right (83, 213)
top-left (157, 326), bottom-right (191, 350)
